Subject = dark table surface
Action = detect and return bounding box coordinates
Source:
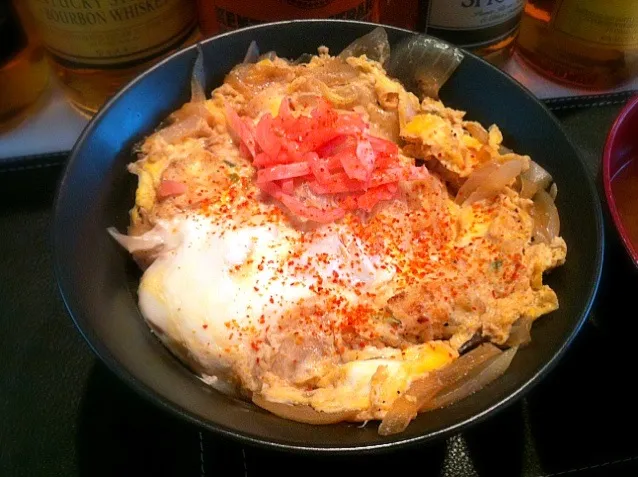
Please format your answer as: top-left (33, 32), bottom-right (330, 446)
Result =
top-left (2, 101), bottom-right (638, 477)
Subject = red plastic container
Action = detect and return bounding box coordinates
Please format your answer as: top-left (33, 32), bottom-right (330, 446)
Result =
top-left (603, 95), bottom-right (638, 268)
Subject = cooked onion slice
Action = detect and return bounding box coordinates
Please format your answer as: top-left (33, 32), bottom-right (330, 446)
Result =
top-left (456, 158), bottom-right (525, 207)
top-left (398, 90), bottom-right (418, 130)
top-left (259, 51), bottom-right (278, 62)
top-left (387, 34), bottom-right (464, 100)
top-left (520, 177), bottom-right (538, 201)
top-left (506, 317), bottom-right (533, 348)
top-left (423, 346), bottom-right (518, 412)
top-left (242, 40), bottom-right (260, 64)
top-left (455, 161), bottom-right (499, 205)
top-left (531, 189), bottom-right (560, 243)
top-left (378, 343), bottom-right (501, 436)
top-left (190, 44), bottom-right (206, 103)
top-left (108, 227), bottom-right (163, 254)
top-left (520, 160), bottom-right (552, 199)
top-left (464, 122), bottom-right (489, 145)
top-left (253, 394), bottom-right (356, 425)
top-left (156, 116), bottom-right (211, 144)
top-left (339, 26), bottom-right (391, 64)
top-left (169, 101), bottom-right (214, 125)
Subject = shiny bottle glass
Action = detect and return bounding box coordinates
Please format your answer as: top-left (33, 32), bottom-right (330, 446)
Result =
top-left (196, 0), bottom-right (379, 37)
top-left (516, 0), bottom-right (638, 89)
top-left (24, 0), bottom-right (199, 116)
top-left (418, 0), bottom-right (525, 60)
top-left (0, 0), bottom-right (49, 131)
top-left (379, 0), bottom-right (418, 30)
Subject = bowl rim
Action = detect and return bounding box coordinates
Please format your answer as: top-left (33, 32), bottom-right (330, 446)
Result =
top-left (602, 94), bottom-right (638, 268)
top-left (54, 19), bottom-right (605, 454)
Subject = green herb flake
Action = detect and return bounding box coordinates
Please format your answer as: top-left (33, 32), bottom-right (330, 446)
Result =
top-left (223, 159), bottom-right (236, 168)
top-left (228, 173), bottom-right (240, 183)
top-left (490, 259), bottom-right (503, 271)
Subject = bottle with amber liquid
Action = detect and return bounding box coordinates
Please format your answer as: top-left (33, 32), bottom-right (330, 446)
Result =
top-left (418, 0), bottom-right (525, 60)
top-left (379, 0), bottom-right (418, 30)
top-left (0, 0), bottom-right (48, 131)
top-left (196, 0), bottom-right (379, 37)
top-left (24, 0), bottom-right (199, 116)
top-left (516, 0), bottom-right (638, 89)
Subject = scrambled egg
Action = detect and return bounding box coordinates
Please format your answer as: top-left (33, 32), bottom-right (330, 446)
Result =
top-left (118, 49), bottom-right (567, 427)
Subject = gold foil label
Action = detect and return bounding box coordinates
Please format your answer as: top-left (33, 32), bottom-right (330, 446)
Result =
top-left (552, 0), bottom-right (638, 47)
top-left (27, 0), bottom-right (196, 66)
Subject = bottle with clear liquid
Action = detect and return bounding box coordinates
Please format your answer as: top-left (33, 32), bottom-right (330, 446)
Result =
top-left (516, 0), bottom-right (638, 89)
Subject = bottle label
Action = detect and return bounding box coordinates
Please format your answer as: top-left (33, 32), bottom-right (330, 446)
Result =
top-left (0, 2), bottom-right (28, 64)
top-left (210, 0), bottom-right (376, 32)
top-left (426, 0), bottom-right (524, 31)
top-left (552, 0), bottom-right (638, 48)
top-left (26, 0), bottom-right (196, 67)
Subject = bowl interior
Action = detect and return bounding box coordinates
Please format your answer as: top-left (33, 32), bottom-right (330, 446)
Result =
top-left (54, 20), bottom-right (603, 452)
top-left (604, 96), bottom-right (638, 268)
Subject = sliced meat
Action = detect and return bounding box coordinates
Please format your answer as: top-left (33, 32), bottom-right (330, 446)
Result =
top-left (157, 180), bottom-right (187, 199)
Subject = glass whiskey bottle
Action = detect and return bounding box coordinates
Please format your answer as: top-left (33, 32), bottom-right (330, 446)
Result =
top-left (25, 0), bottom-right (199, 115)
top-left (0, 0), bottom-right (49, 130)
top-left (516, 0), bottom-right (638, 89)
top-left (418, 0), bottom-right (525, 59)
top-left (196, 0), bottom-right (379, 37)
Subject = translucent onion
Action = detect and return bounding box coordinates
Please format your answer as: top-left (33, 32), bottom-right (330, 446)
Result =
top-left (259, 50), bottom-right (278, 61)
top-left (398, 90), bottom-right (418, 130)
top-left (242, 40), bottom-right (260, 64)
top-left (464, 122), bottom-right (489, 145)
top-left (378, 343), bottom-right (501, 436)
top-left (190, 44), bottom-right (206, 103)
top-left (423, 346), bottom-right (518, 412)
top-left (457, 158), bottom-right (526, 207)
top-left (466, 158), bottom-right (525, 206)
top-left (170, 102), bottom-right (213, 125)
top-left (520, 177), bottom-right (539, 200)
top-left (531, 189), bottom-right (560, 243)
top-left (107, 226), bottom-right (170, 254)
top-left (368, 104), bottom-right (400, 142)
top-left (506, 317), bottom-right (533, 348)
top-left (455, 161), bottom-right (498, 205)
top-left (252, 394), bottom-right (356, 425)
top-left (463, 159), bottom-right (525, 206)
top-left (339, 26), bottom-right (391, 64)
top-left (306, 57), bottom-right (360, 87)
top-left (156, 116), bottom-right (211, 144)
top-left (386, 34), bottom-right (464, 100)
top-left (520, 160), bottom-right (552, 199)
top-left (318, 81), bottom-right (359, 107)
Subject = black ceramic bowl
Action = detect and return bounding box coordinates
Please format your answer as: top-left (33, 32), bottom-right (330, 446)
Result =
top-left (54, 20), bottom-right (604, 453)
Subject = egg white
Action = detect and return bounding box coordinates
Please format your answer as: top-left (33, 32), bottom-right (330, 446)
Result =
top-left (134, 212), bottom-right (398, 394)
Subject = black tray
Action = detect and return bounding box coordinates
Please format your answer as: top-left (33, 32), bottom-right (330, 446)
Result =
top-left (1, 101), bottom-right (636, 477)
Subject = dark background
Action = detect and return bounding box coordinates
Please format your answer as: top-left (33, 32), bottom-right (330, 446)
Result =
top-left (2, 100), bottom-right (638, 476)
